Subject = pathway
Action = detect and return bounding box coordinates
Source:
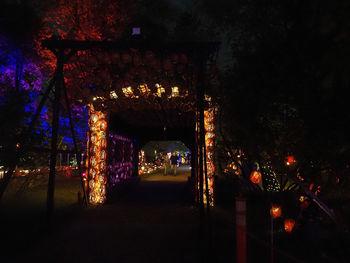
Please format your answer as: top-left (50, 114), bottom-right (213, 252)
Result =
top-left (12, 165), bottom-right (232, 263)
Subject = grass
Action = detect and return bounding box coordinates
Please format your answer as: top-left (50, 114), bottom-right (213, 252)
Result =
top-left (0, 170), bottom-right (83, 260)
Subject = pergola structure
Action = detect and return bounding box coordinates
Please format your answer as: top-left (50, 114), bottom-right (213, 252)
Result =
top-left (1, 36), bottom-right (220, 228)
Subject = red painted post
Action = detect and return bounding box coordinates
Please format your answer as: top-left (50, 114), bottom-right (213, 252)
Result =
top-left (236, 196), bottom-right (247, 263)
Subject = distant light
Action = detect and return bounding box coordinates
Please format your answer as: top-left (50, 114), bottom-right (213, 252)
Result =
top-left (132, 27), bottom-right (141, 35)
top-left (109, 90), bottom-right (118, 99)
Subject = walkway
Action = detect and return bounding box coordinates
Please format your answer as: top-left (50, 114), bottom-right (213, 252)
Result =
top-left (12, 165), bottom-right (233, 263)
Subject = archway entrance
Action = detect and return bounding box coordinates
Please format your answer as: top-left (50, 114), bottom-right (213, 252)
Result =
top-left (1, 37), bottom-right (219, 227)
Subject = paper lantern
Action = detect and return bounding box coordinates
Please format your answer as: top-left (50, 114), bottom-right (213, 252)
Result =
top-left (250, 170), bottom-right (262, 184)
top-left (270, 204), bottom-right (282, 218)
top-left (284, 218), bottom-right (296, 232)
top-left (285, 155), bottom-right (295, 166)
top-left (300, 199), bottom-right (311, 209)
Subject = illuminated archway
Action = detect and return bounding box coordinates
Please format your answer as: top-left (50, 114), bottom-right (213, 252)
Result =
top-left (40, 38), bottom-right (219, 208)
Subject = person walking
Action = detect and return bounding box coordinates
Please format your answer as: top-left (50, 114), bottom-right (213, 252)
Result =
top-left (170, 152), bottom-right (179, 175)
top-left (163, 154), bottom-right (170, 175)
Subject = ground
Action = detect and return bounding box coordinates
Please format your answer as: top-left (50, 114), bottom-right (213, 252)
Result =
top-left (1, 166), bottom-right (349, 262)
top-left (0, 166), bottom-right (234, 263)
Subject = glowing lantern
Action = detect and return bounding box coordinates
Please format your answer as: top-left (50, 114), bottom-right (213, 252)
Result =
top-left (122, 86), bottom-right (134, 97)
top-left (91, 134), bottom-right (97, 143)
top-left (139, 84), bottom-right (150, 94)
top-left (285, 155), bottom-right (295, 166)
top-left (284, 218), bottom-right (296, 232)
top-left (171, 86), bottom-right (179, 97)
top-left (270, 204), bottom-right (282, 218)
top-left (250, 170), bottom-right (262, 184)
top-left (98, 120), bottom-right (107, 131)
top-left (206, 162), bottom-right (215, 175)
top-left (235, 170), bottom-right (240, 175)
top-left (205, 138), bottom-right (214, 147)
top-left (100, 150), bottom-right (106, 160)
top-left (206, 124), bottom-right (215, 132)
top-left (110, 90), bottom-right (118, 99)
top-left (88, 106), bottom-right (108, 205)
top-left (300, 199), bottom-right (311, 209)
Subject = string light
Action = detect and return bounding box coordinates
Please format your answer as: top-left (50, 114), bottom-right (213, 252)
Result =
top-left (262, 161), bottom-right (281, 192)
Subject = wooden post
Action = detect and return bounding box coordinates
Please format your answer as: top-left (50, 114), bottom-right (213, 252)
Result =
top-left (197, 101), bottom-right (205, 238)
top-left (198, 55), bottom-right (213, 257)
top-left (46, 48), bottom-right (63, 230)
top-left (236, 196), bottom-right (247, 263)
top-left (62, 79), bottom-right (88, 206)
top-left (271, 215), bottom-right (274, 263)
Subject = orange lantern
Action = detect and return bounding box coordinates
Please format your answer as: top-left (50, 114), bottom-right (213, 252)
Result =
top-left (284, 218), bottom-right (296, 232)
top-left (285, 155), bottom-right (295, 166)
top-left (249, 170), bottom-right (262, 184)
top-left (270, 204), bottom-right (282, 218)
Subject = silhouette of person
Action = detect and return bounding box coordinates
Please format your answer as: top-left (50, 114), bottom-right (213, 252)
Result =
top-left (170, 152), bottom-right (179, 175)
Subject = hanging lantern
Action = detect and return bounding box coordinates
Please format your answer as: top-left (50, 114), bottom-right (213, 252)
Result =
top-left (300, 199), bottom-right (311, 209)
top-left (284, 218), bottom-right (296, 232)
top-left (270, 204), bottom-right (282, 218)
top-left (285, 155), bottom-right (295, 166)
top-left (250, 170), bottom-right (262, 184)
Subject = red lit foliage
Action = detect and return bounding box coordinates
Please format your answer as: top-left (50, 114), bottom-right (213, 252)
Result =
top-left (34, 0), bottom-right (132, 73)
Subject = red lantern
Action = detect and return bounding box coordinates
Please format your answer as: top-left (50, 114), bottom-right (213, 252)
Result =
top-left (250, 170), bottom-right (262, 184)
top-left (270, 204), bottom-right (282, 218)
top-left (300, 199), bottom-right (311, 209)
top-left (284, 218), bottom-right (296, 232)
top-left (285, 155), bottom-right (295, 166)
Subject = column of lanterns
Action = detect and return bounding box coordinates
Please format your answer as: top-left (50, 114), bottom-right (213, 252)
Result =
top-left (88, 105), bottom-right (108, 204)
top-left (204, 109), bottom-right (215, 206)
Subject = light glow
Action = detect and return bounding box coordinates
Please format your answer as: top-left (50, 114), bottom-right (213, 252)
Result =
top-left (203, 109), bottom-right (215, 206)
top-left (171, 86), bottom-right (179, 97)
top-left (88, 105), bottom-right (108, 204)
top-left (122, 86), bottom-right (134, 97)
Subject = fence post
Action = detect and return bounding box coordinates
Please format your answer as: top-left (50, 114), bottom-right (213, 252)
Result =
top-left (236, 196), bottom-right (247, 263)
